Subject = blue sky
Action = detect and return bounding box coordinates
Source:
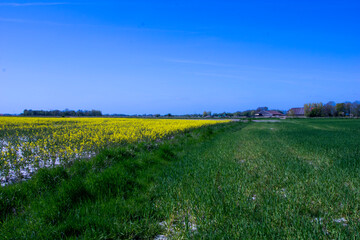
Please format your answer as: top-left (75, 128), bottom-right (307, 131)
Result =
top-left (0, 1), bottom-right (359, 114)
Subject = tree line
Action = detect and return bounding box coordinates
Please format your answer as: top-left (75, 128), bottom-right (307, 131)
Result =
top-left (303, 101), bottom-right (360, 117)
top-left (16, 101), bottom-right (360, 118)
top-left (21, 109), bottom-right (102, 117)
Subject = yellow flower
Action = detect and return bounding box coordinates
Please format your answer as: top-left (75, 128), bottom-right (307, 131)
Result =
top-left (0, 117), bottom-right (229, 168)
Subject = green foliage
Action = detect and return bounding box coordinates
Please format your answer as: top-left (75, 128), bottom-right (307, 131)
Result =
top-left (202, 111), bottom-right (212, 117)
top-left (336, 103), bottom-right (346, 116)
top-left (304, 102), bottom-right (324, 117)
top-left (33, 167), bottom-right (69, 192)
top-left (304, 101), bottom-right (360, 117)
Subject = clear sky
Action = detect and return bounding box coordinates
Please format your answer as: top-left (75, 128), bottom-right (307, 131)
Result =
top-left (0, 0), bottom-right (359, 114)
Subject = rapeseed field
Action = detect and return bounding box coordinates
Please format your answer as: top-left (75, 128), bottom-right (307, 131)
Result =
top-left (0, 117), bottom-right (228, 183)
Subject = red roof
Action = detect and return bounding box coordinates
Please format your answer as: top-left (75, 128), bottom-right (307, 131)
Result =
top-left (267, 110), bottom-right (284, 115)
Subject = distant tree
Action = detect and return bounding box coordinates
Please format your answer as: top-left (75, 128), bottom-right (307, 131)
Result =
top-left (323, 101), bottom-right (336, 117)
top-left (344, 102), bottom-right (352, 116)
top-left (304, 103), bottom-right (311, 117)
top-left (256, 107), bottom-right (268, 112)
top-left (233, 111), bottom-right (242, 117)
top-left (202, 111), bottom-right (211, 117)
top-left (22, 109), bottom-right (29, 116)
top-left (304, 103), bottom-right (324, 117)
top-left (242, 110), bottom-right (254, 117)
top-left (91, 110), bottom-right (102, 116)
top-left (352, 101), bottom-right (360, 117)
top-left (53, 110), bottom-right (61, 116)
top-left (309, 103), bottom-right (324, 117)
top-left (287, 109), bottom-right (295, 116)
top-left (76, 110), bottom-right (83, 116)
top-left (336, 103), bottom-right (345, 116)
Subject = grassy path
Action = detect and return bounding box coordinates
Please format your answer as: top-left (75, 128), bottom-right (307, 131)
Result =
top-left (154, 120), bottom-right (360, 239)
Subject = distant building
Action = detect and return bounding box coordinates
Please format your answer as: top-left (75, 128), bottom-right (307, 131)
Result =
top-left (288, 107), bottom-right (305, 116)
top-left (255, 110), bottom-right (284, 117)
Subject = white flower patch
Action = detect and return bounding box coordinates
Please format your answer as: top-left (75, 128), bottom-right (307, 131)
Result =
top-left (311, 217), bottom-right (323, 225)
top-left (333, 217), bottom-right (347, 226)
top-left (154, 235), bottom-right (168, 240)
top-left (156, 217), bottom-right (198, 239)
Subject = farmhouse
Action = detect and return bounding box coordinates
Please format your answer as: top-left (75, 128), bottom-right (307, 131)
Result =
top-left (288, 107), bottom-right (305, 116)
top-left (255, 110), bottom-right (284, 117)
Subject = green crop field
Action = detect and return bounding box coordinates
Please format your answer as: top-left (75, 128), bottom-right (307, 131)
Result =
top-left (153, 119), bottom-right (360, 239)
top-left (1, 119), bottom-right (360, 239)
